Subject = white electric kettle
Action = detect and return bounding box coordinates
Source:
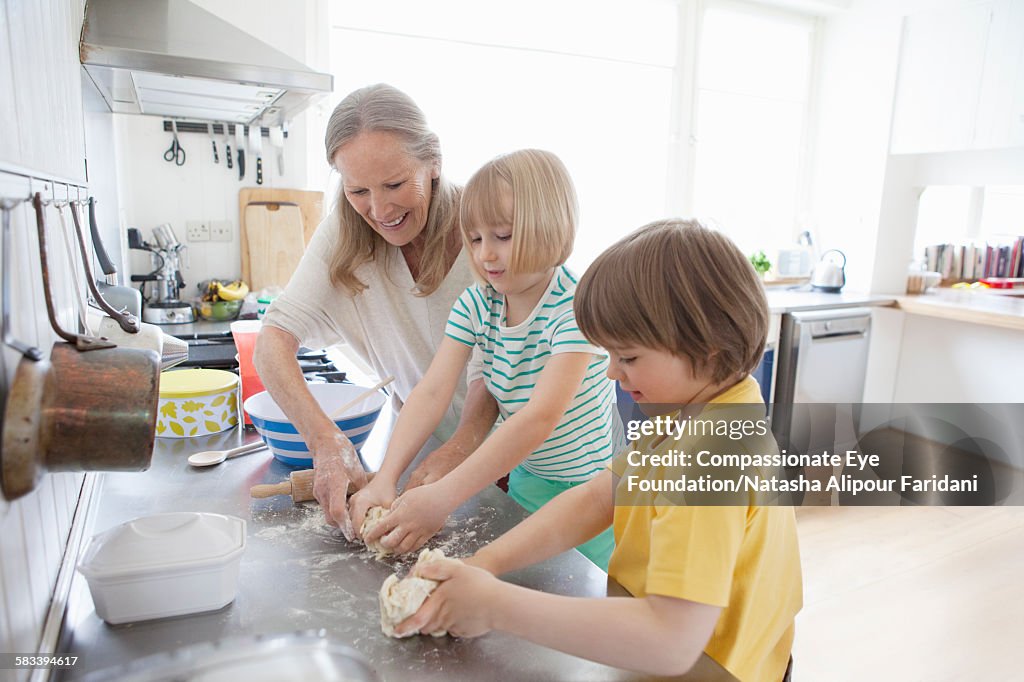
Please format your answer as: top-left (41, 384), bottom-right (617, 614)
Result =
top-left (810, 249), bottom-right (846, 292)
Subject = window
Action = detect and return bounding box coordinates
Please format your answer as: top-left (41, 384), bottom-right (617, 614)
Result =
top-left (324, 1), bottom-right (820, 271)
top-left (690, 2), bottom-right (817, 257)
top-left (913, 185), bottom-right (1024, 279)
top-left (328, 0), bottom-right (678, 272)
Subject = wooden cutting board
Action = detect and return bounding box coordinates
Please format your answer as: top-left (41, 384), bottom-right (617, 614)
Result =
top-left (242, 202), bottom-right (306, 292)
top-left (239, 188), bottom-right (324, 246)
top-left (239, 188), bottom-right (324, 291)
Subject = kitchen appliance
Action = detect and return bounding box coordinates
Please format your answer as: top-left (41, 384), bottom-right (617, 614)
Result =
top-left (129, 224), bottom-right (196, 325)
top-left (173, 330), bottom-right (347, 381)
top-left (810, 249), bottom-right (847, 292)
top-left (86, 306), bottom-right (189, 370)
top-left (776, 230), bottom-right (816, 278)
top-left (80, 0), bottom-right (333, 126)
top-left (77, 512), bottom-right (246, 624)
top-left (772, 307), bottom-right (872, 455)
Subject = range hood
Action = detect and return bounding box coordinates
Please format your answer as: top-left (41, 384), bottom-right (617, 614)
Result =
top-left (80, 0), bottom-right (333, 126)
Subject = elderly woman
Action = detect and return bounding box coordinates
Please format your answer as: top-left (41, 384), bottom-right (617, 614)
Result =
top-left (254, 84), bottom-right (497, 539)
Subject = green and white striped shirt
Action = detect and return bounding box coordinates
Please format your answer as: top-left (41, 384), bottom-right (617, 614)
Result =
top-left (445, 266), bottom-right (617, 482)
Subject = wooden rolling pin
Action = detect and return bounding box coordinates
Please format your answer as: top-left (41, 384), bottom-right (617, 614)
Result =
top-left (251, 469), bottom-right (317, 503)
top-left (250, 469), bottom-right (374, 503)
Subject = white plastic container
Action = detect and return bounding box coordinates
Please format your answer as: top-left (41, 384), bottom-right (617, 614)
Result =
top-left (78, 512), bottom-right (246, 624)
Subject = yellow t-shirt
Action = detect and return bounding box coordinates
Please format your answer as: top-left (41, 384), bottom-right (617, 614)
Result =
top-left (608, 376), bottom-right (803, 682)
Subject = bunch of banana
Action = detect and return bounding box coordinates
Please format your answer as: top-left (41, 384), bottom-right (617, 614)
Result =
top-left (200, 279), bottom-right (249, 302)
top-left (214, 280), bottom-right (249, 301)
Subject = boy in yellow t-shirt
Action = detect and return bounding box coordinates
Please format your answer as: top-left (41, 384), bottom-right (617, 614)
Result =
top-left (398, 219), bottom-right (803, 682)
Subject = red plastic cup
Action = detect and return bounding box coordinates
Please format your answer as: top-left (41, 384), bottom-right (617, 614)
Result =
top-left (230, 320), bottom-right (265, 425)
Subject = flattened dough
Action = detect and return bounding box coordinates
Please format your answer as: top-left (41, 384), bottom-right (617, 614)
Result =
top-left (379, 548), bottom-right (449, 638)
top-left (360, 505), bottom-right (392, 559)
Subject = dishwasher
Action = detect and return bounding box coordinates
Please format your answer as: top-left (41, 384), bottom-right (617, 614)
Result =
top-left (771, 307), bottom-right (872, 455)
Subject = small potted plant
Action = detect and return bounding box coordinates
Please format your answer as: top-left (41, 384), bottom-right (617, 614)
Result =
top-left (749, 250), bottom-right (772, 279)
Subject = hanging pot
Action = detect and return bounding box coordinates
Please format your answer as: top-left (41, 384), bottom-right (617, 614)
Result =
top-left (0, 193), bottom-right (160, 501)
top-left (2, 343), bottom-right (159, 500)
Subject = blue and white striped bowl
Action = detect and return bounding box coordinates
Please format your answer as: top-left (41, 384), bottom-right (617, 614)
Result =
top-left (243, 383), bottom-right (387, 467)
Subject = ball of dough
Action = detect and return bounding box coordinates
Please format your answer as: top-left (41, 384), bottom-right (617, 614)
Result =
top-left (379, 548), bottom-right (449, 638)
top-left (360, 505), bottom-right (392, 559)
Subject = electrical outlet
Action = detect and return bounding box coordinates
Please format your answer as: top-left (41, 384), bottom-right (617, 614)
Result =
top-left (210, 220), bottom-right (232, 242)
top-left (186, 220), bottom-right (210, 242)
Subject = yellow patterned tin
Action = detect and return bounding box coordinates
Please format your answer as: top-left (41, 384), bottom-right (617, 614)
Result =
top-left (157, 369), bottom-right (239, 438)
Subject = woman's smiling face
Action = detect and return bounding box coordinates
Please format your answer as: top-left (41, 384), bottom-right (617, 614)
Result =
top-left (333, 129), bottom-right (439, 246)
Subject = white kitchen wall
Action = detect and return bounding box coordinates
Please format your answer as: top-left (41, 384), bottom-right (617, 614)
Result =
top-left (806, 0), bottom-right (905, 293)
top-left (116, 0), bottom-right (332, 294)
top-left (0, 0), bottom-right (90, 677)
top-left (811, 0), bottom-right (1024, 294)
top-left (117, 113), bottom-right (313, 291)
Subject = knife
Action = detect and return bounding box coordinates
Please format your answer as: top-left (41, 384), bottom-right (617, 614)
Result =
top-left (223, 122), bottom-right (233, 170)
top-left (235, 125), bottom-right (246, 180)
top-left (251, 124), bottom-right (264, 185)
top-left (207, 122), bottom-right (219, 164)
top-left (269, 125), bottom-right (285, 176)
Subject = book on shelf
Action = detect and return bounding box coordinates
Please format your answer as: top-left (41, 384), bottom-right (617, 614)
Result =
top-left (922, 236), bottom-right (1024, 282)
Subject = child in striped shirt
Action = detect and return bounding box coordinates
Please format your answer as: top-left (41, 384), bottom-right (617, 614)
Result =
top-left (350, 149), bottom-right (619, 568)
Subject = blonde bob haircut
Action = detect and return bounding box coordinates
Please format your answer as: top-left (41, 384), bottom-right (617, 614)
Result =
top-left (460, 149), bottom-right (577, 284)
top-left (324, 83), bottom-right (460, 297)
top-left (575, 219), bottom-right (768, 384)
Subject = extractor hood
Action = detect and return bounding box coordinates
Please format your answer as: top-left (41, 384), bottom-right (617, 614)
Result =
top-left (80, 0), bottom-right (333, 126)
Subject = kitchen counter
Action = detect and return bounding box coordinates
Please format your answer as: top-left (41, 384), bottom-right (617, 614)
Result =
top-left (763, 288), bottom-right (897, 314)
top-left (896, 288), bottom-right (1024, 332)
top-left (53, 412), bottom-right (729, 681)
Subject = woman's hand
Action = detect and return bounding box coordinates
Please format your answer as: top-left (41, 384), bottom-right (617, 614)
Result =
top-left (364, 482), bottom-right (456, 555)
top-left (394, 558), bottom-right (500, 638)
top-left (310, 431), bottom-right (368, 540)
top-left (348, 475), bottom-right (398, 539)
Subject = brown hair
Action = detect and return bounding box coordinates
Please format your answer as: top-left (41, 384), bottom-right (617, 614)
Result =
top-left (575, 219), bottom-right (768, 383)
top-left (460, 149), bottom-right (576, 284)
top-left (324, 83), bottom-right (459, 296)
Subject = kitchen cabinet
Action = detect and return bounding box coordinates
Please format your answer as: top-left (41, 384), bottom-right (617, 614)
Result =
top-left (974, 0), bottom-right (1024, 148)
top-left (890, 0), bottom-right (1024, 154)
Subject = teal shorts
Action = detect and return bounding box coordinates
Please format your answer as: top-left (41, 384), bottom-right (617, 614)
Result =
top-left (507, 465), bottom-right (614, 570)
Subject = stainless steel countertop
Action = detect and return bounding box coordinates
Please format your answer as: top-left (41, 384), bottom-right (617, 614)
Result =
top-left (54, 412), bottom-right (670, 681)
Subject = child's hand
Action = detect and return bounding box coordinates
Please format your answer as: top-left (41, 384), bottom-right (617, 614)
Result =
top-left (368, 483), bottom-right (456, 555)
top-left (395, 558), bottom-right (499, 638)
top-left (348, 476), bottom-right (397, 540)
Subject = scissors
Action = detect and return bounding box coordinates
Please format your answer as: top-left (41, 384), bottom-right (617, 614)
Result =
top-left (163, 120), bottom-right (186, 166)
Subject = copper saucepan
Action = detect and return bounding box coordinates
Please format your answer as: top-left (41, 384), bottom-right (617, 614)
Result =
top-left (0, 193), bottom-right (159, 501)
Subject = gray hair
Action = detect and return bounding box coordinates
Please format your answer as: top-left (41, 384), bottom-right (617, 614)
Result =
top-left (325, 83), bottom-right (442, 169)
top-left (324, 84), bottom-right (459, 297)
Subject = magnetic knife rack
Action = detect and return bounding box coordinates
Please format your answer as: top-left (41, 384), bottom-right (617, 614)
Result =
top-left (161, 121), bottom-right (289, 138)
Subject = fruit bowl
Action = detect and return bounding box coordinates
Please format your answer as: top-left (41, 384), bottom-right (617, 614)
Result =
top-left (197, 299), bottom-right (242, 321)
